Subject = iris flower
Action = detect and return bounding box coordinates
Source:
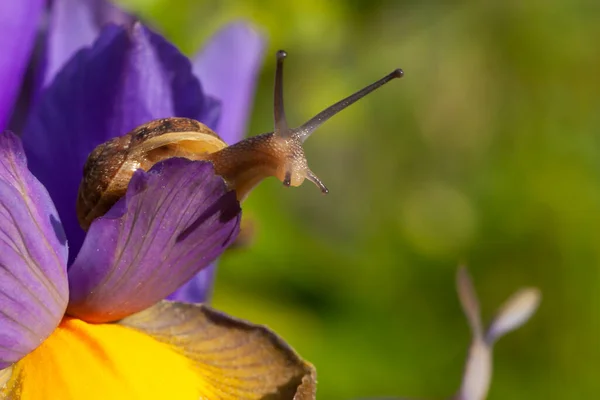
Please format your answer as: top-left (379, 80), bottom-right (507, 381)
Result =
top-left (0, 0), bottom-right (316, 398)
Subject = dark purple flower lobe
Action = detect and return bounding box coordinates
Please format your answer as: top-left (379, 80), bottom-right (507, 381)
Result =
top-left (23, 23), bottom-right (220, 263)
top-left (44, 0), bottom-right (134, 88)
top-left (67, 159), bottom-right (240, 323)
top-left (0, 131), bottom-right (68, 369)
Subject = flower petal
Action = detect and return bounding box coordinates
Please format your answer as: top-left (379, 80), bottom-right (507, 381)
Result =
top-left (120, 301), bottom-right (317, 399)
top-left (459, 339), bottom-right (492, 400)
top-left (23, 23), bottom-right (221, 262)
top-left (0, 131), bottom-right (68, 369)
top-left (43, 0), bottom-right (134, 87)
top-left (170, 216), bottom-right (256, 303)
top-left (10, 0), bottom-right (134, 133)
top-left (67, 159), bottom-right (240, 323)
top-left (0, 0), bottom-right (44, 131)
top-left (486, 288), bottom-right (541, 344)
top-left (192, 21), bottom-right (266, 145)
top-left (167, 264), bottom-right (216, 303)
top-left (456, 266), bottom-right (483, 338)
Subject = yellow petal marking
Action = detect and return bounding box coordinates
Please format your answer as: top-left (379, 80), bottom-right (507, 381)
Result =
top-left (2, 317), bottom-right (201, 399)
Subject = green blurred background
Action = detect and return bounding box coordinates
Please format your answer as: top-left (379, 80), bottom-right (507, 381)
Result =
top-left (120, 1), bottom-right (599, 398)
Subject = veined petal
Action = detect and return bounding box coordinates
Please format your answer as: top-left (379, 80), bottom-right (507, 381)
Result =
top-left (43, 0), bottom-right (134, 87)
top-left (0, 0), bottom-right (44, 131)
top-left (193, 21), bottom-right (266, 145)
top-left (120, 301), bottom-right (317, 399)
top-left (67, 159), bottom-right (240, 323)
top-left (0, 131), bottom-right (68, 369)
top-left (169, 215), bottom-right (256, 303)
top-left (23, 23), bottom-right (221, 263)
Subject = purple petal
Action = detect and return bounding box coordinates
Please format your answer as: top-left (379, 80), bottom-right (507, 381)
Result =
top-left (67, 159), bottom-right (240, 323)
top-left (23, 23), bottom-right (221, 264)
top-left (0, 0), bottom-right (45, 131)
top-left (43, 0), bottom-right (134, 88)
top-left (192, 21), bottom-right (266, 145)
top-left (167, 264), bottom-right (216, 303)
top-left (0, 131), bottom-right (68, 369)
top-left (9, 0), bottom-right (133, 133)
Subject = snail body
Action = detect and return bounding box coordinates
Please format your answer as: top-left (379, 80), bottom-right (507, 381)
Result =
top-left (77, 50), bottom-right (403, 230)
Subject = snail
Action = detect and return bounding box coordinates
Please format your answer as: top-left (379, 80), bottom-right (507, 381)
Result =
top-left (77, 50), bottom-right (404, 230)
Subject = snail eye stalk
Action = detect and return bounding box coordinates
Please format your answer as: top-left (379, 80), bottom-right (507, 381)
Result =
top-left (271, 49), bottom-right (404, 193)
top-left (274, 50), bottom-right (290, 138)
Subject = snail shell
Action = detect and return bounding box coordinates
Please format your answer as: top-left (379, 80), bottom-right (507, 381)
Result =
top-left (77, 118), bottom-right (226, 230)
